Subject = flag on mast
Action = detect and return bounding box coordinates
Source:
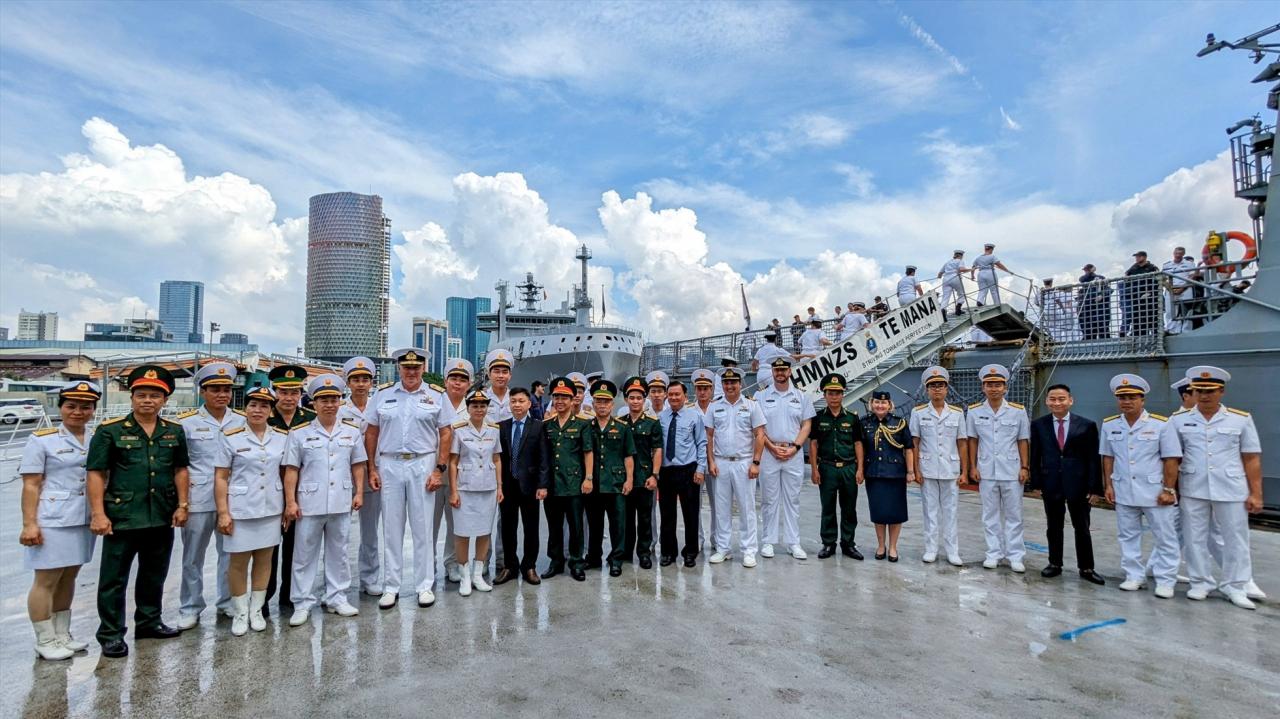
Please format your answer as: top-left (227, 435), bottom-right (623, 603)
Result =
top-left (601, 284), bottom-right (607, 321)
top-left (741, 283), bottom-right (751, 330)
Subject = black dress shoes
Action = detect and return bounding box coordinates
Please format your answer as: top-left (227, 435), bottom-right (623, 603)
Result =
top-left (818, 544), bottom-right (836, 559)
top-left (842, 545), bottom-right (864, 561)
top-left (1041, 564), bottom-right (1063, 578)
top-left (492, 568), bottom-right (518, 586)
top-left (1079, 569), bottom-right (1106, 585)
top-left (135, 623), bottom-right (180, 640)
top-left (874, 550), bottom-right (887, 561)
top-left (523, 569), bottom-right (541, 585)
top-left (887, 553), bottom-right (899, 563)
top-left (608, 564), bottom-right (623, 577)
top-left (659, 555), bottom-right (676, 567)
top-left (101, 639), bottom-right (129, 658)
top-left (638, 556), bottom-right (653, 570)
top-left (541, 563), bottom-right (564, 579)
top-left (683, 556), bottom-right (696, 568)
top-left (570, 567), bottom-right (587, 581)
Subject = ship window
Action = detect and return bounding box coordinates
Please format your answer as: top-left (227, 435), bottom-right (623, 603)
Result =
top-left (603, 344), bottom-right (610, 349)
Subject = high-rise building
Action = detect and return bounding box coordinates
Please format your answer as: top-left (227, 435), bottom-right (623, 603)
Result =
top-left (446, 336), bottom-right (462, 360)
top-left (445, 296), bottom-right (492, 367)
top-left (411, 317), bottom-right (449, 376)
top-left (17, 310), bottom-right (58, 341)
top-left (220, 332), bottom-right (249, 345)
top-left (304, 192), bottom-right (390, 360)
top-left (0, 327), bottom-right (8, 341)
top-left (158, 280), bottom-right (204, 343)
top-left (84, 318), bottom-right (172, 342)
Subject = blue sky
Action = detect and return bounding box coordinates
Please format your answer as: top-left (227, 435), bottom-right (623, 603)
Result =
top-left (0, 0), bottom-right (1267, 349)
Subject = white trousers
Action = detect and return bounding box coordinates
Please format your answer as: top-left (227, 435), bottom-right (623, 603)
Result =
top-left (713, 458), bottom-right (758, 555)
top-left (356, 489), bottom-right (382, 591)
top-left (976, 272), bottom-right (1000, 305)
top-left (699, 476), bottom-right (718, 551)
top-left (1116, 503), bottom-right (1179, 587)
top-left (291, 512), bottom-right (351, 608)
top-left (1181, 497), bottom-right (1251, 595)
top-left (979, 479), bottom-right (1024, 562)
top-left (941, 281), bottom-right (965, 309)
top-left (920, 476), bottom-right (959, 558)
top-left (758, 453), bottom-right (803, 546)
top-left (179, 510), bottom-right (230, 615)
top-left (897, 292), bottom-right (917, 307)
top-left (381, 454), bottom-right (436, 594)
top-left (430, 479), bottom-right (458, 575)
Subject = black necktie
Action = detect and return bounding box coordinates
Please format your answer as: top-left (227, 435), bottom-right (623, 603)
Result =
top-left (666, 412), bottom-right (677, 460)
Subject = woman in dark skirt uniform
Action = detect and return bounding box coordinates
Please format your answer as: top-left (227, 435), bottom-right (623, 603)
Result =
top-left (859, 391), bottom-right (916, 561)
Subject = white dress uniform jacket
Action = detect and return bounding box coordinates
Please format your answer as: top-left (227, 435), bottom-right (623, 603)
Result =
top-left (896, 276), bottom-right (920, 305)
top-left (1099, 410), bottom-right (1181, 587)
top-left (910, 403), bottom-right (967, 479)
top-left (20, 426), bottom-right (96, 570)
top-left (285, 419), bottom-right (368, 515)
top-left (705, 396), bottom-right (766, 556)
top-left (217, 426), bottom-right (288, 519)
top-left (177, 406), bottom-right (245, 617)
top-left (755, 383), bottom-right (815, 547)
top-left (966, 399), bottom-right (1030, 564)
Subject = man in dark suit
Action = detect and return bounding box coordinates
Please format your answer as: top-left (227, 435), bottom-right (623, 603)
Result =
top-left (1028, 384), bottom-right (1105, 584)
top-left (494, 388), bottom-right (546, 585)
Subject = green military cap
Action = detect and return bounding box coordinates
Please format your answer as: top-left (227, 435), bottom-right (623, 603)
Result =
top-left (127, 364), bottom-right (175, 395)
top-left (549, 376), bottom-right (576, 397)
top-left (820, 373), bottom-right (846, 392)
top-left (269, 364), bottom-right (307, 389)
top-left (622, 376), bottom-right (647, 397)
top-left (590, 379), bottom-right (618, 399)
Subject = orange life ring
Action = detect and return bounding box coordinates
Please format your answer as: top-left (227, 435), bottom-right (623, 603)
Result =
top-left (1202, 231), bottom-right (1257, 274)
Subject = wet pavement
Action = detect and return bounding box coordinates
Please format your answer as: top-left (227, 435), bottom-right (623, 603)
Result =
top-left (2, 461), bottom-right (1277, 718)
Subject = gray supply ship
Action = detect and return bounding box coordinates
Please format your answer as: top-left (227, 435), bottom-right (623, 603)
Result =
top-left (479, 244), bottom-right (642, 388)
top-left (642, 24), bottom-right (1280, 522)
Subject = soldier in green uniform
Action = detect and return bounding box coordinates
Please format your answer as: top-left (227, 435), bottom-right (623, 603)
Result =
top-left (619, 376), bottom-right (663, 569)
top-left (585, 379), bottom-right (637, 577)
top-left (807, 373), bottom-right (866, 561)
top-left (87, 365), bottom-right (190, 658)
top-left (540, 377), bottom-right (596, 582)
top-left (263, 364), bottom-right (314, 611)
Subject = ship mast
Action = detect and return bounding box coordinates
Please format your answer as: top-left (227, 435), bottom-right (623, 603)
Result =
top-left (572, 243), bottom-right (594, 325)
top-left (516, 272), bottom-right (542, 312)
top-left (494, 279), bottom-right (510, 342)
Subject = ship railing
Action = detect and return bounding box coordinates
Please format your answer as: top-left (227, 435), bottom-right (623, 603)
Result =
top-left (1230, 125), bottom-right (1273, 198)
top-left (507, 322), bottom-right (643, 340)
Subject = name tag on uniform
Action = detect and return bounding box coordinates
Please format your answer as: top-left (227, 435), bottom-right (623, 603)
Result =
top-left (381, 399), bottom-right (398, 406)
top-left (236, 447), bottom-right (251, 453)
top-left (56, 448), bottom-right (75, 455)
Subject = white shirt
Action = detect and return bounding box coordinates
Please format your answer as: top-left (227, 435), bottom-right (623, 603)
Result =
top-left (1161, 406), bottom-right (1261, 502)
top-left (704, 396), bottom-right (766, 458)
top-left (939, 258), bottom-right (966, 284)
top-left (368, 382), bottom-right (446, 455)
top-left (20, 426), bottom-right (93, 528)
top-left (486, 387), bottom-right (513, 424)
top-left (755, 382), bottom-right (815, 444)
top-left (1099, 411), bottom-right (1178, 507)
top-left (754, 343), bottom-right (789, 369)
top-left (179, 406), bottom-right (247, 512)
top-left (909, 402), bottom-right (967, 479)
top-left (842, 312), bottom-right (869, 334)
top-left (284, 418), bottom-right (368, 515)
top-left (973, 253), bottom-right (1000, 277)
top-left (965, 400), bottom-right (1030, 480)
top-left (449, 420), bottom-right (501, 492)
top-left (1162, 257), bottom-right (1198, 288)
top-left (896, 276), bottom-right (920, 300)
top-left (216, 426), bottom-right (288, 520)
top-left (799, 328), bottom-right (826, 354)
top-left (338, 397), bottom-right (374, 434)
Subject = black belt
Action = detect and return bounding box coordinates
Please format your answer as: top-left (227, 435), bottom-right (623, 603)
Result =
top-left (820, 459), bottom-right (856, 468)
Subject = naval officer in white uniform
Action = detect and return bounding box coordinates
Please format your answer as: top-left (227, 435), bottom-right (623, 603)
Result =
top-left (177, 362), bottom-right (246, 629)
top-left (704, 367), bottom-right (767, 567)
top-left (966, 364), bottom-right (1030, 573)
top-left (909, 367), bottom-right (967, 566)
top-left (434, 358), bottom-right (470, 582)
top-left (283, 374), bottom-right (367, 626)
top-left (754, 356), bottom-right (814, 561)
top-left (365, 348), bottom-right (448, 610)
top-left (483, 349), bottom-right (514, 575)
top-left (338, 356), bottom-right (381, 596)
top-left (970, 243), bottom-right (1010, 306)
top-left (896, 266), bottom-right (923, 307)
top-left (937, 250), bottom-right (969, 318)
top-left (1161, 366), bottom-right (1264, 609)
top-left (1098, 373), bottom-right (1181, 597)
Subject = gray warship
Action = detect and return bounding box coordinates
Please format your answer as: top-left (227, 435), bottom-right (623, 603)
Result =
top-left (479, 244), bottom-right (643, 388)
top-left (642, 23), bottom-right (1280, 521)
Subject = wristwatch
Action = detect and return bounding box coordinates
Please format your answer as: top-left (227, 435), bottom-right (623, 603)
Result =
top-left (752, 459), bottom-right (761, 466)
top-left (436, 463), bottom-right (447, 472)
top-left (585, 476), bottom-right (594, 482)
top-left (177, 502), bottom-right (189, 509)
top-left (1161, 486), bottom-right (1177, 496)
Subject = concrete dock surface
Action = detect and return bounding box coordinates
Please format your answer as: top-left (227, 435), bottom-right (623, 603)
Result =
top-left (2, 468), bottom-right (1276, 718)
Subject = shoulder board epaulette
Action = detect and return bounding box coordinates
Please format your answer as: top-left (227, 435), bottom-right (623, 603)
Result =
top-left (101, 416), bottom-right (126, 425)
top-left (272, 426), bottom-right (289, 434)
top-left (947, 404), bottom-right (963, 412)
top-left (645, 411), bottom-right (658, 420)
top-left (341, 418), bottom-right (360, 428)
top-left (292, 421), bottom-right (311, 430)
top-left (1007, 401), bottom-right (1024, 409)
top-left (577, 412), bottom-right (592, 420)
top-left (378, 381), bottom-right (394, 390)
top-left (451, 419), bottom-right (468, 428)
top-left (162, 418), bottom-right (181, 426)
top-left (176, 409), bottom-right (200, 420)
top-left (1104, 414), bottom-right (1121, 423)
top-left (968, 402), bottom-right (983, 409)
top-left (1171, 408), bottom-right (1190, 416)
top-left (34, 427), bottom-right (59, 437)
top-left (224, 426), bottom-right (246, 436)
top-left (428, 383), bottom-right (444, 393)
top-left (1226, 407), bottom-right (1251, 417)
top-left (232, 408), bottom-right (246, 416)
top-left (914, 403), bottom-right (927, 411)
top-left (485, 422), bottom-right (500, 429)
top-left (1148, 413), bottom-right (1168, 421)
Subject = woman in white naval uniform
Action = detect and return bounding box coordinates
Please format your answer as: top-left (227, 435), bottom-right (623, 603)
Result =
top-left (434, 358), bottom-right (471, 583)
top-left (177, 361), bottom-right (246, 630)
top-left (1098, 374), bottom-right (1181, 598)
top-left (19, 381), bottom-right (100, 660)
top-left (283, 374), bottom-right (368, 626)
top-left (339, 356), bottom-right (381, 597)
top-left (448, 389), bottom-right (503, 596)
top-left (214, 385), bottom-right (287, 635)
top-left (909, 367), bottom-right (967, 566)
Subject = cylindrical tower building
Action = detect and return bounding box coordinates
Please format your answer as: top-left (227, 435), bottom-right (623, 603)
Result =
top-left (304, 192), bottom-right (390, 360)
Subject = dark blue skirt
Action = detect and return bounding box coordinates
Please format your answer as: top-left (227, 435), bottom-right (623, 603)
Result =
top-left (865, 475), bottom-right (908, 525)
